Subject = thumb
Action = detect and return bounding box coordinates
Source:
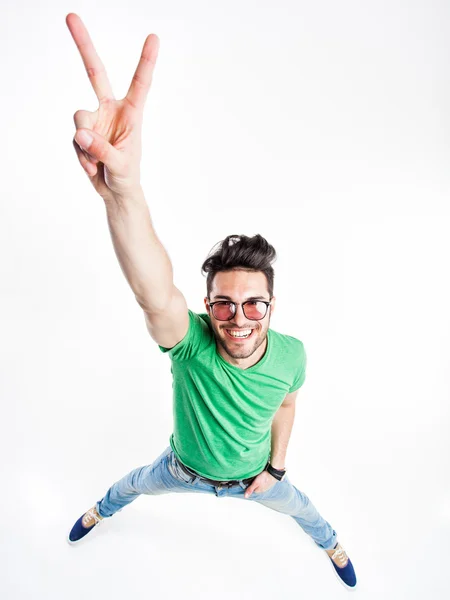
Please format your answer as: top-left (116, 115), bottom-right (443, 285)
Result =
top-left (244, 485), bottom-right (257, 499)
top-left (74, 129), bottom-right (123, 173)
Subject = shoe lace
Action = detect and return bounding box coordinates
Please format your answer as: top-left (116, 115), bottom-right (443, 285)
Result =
top-left (331, 546), bottom-right (348, 567)
top-left (83, 509), bottom-right (102, 527)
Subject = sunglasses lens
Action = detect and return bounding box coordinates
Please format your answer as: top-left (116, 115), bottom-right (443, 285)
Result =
top-left (212, 303), bottom-right (234, 320)
top-left (243, 302), bottom-right (267, 320)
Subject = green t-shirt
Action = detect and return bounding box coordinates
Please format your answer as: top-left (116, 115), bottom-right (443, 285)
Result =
top-left (159, 309), bottom-right (307, 480)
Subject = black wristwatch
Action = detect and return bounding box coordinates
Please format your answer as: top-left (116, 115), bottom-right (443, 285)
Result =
top-left (266, 462), bottom-right (287, 481)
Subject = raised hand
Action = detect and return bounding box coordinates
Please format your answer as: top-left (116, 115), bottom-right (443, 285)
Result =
top-left (66, 13), bottom-right (160, 200)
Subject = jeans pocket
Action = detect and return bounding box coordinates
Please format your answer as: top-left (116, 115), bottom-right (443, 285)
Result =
top-left (168, 451), bottom-right (194, 484)
top-left (253, 480), bottom-right (279, 496)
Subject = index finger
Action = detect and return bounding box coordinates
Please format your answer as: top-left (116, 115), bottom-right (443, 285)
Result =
top-left (66, 13), bottom-right (114, 103)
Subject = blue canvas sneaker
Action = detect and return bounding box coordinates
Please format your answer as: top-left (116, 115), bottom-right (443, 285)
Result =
top-left (67, 506), bottom-right (104, 544)
top-left (325, 542), bottom-right (357, 589)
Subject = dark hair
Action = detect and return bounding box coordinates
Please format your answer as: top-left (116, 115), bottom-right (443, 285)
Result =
top-left (201, 234), bottom-right (277, 298)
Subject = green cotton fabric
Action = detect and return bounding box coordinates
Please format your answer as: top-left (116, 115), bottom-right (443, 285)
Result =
top-left (158, 309), bottom-right (307, 480)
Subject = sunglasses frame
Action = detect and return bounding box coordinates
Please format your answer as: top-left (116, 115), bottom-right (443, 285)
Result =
top-left (207, 299), bottom-right (272, 321)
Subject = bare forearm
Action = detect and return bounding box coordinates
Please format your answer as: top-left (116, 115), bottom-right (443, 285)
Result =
top-left (104, 188), bottom-right (174, 313)
top-left (270, 404), bottom-right (295, 469)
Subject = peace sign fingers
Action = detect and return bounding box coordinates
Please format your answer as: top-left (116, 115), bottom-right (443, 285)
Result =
top-left (125, 34), bottom-right (160, 112)
top-left (66, 13), bottom-right (115, 103)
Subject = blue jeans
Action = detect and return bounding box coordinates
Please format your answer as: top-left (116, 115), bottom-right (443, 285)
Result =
top-left (96, 445), bottom-right (338, 550)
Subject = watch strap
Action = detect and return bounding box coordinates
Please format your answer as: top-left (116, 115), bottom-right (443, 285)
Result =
top-left (266, 463), bottom-right (286, 481)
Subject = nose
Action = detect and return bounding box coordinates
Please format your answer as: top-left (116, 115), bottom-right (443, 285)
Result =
top-left (231, 304), bottom-right (248, 327)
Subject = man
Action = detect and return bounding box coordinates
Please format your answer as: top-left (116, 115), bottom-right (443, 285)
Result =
top-left (65, 13), bottom-right (357, 590)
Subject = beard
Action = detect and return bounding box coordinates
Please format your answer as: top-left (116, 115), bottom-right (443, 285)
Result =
top-left (212, 321), bottom-right (269, 360)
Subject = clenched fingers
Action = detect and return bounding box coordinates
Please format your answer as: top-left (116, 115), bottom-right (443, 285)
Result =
top-left (73, 109), bottom-right (98, 165)
top-left (74, 128), bottom-right (123, 173)
top-left (72, 138), bottom-right (98, 176)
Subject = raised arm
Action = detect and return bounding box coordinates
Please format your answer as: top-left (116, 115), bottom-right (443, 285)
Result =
top-left (66, 13), bottom-right (188, 348)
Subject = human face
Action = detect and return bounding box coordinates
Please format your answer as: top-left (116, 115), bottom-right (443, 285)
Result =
top-left (204, 269), bottom-right (276, 362)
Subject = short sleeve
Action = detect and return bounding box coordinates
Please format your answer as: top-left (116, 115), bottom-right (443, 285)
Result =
top-left (158, 309), bottom-right (213, 361)
top-left (288, 341), bottom-right (307, 393)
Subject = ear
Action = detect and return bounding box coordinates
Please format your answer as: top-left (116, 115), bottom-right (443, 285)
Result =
top-left (270, 295), bottom-right (276, 316)
top-left (204, 296), bottom-right (211, 314)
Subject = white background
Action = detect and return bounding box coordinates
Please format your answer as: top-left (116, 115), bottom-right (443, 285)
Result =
top-left (1, 0), bottom-right (449, 598)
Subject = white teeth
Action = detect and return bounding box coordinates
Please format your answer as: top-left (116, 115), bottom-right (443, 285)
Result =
top-left (226, 329), bottom-right (252, 338)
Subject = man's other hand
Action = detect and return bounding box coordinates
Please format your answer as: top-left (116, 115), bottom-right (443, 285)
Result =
top-left (244, 470), bottom-right (278, 498)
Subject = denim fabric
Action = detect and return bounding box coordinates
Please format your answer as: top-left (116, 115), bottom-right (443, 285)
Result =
top-left (96, 445), bottom-right (337, 550)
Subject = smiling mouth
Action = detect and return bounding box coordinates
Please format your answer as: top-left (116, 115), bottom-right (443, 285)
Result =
top-left (224, 328), bottom-right (255, 341)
